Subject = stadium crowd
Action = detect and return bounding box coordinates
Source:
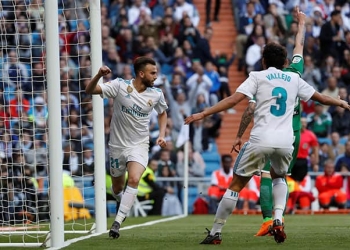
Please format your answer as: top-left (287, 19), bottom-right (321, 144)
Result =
top-left (0, 0), bottom-right (350, 223)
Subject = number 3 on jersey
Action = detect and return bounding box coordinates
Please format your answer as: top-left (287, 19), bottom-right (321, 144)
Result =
top-left (270, 87), bottom-right (287, 116)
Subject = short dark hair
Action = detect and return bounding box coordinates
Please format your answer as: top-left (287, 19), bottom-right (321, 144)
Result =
top-left (133, 56), bottom-right (156, 75)
top-left (221, 154), bottom-right (232, 163)
top-left (262, 43), bottom-right (287, 70)
top-left (330, 10), bottom-right (341, 17)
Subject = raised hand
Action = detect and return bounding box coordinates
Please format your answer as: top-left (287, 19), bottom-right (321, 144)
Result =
top-left (99, 66), bottom-right (112, 77)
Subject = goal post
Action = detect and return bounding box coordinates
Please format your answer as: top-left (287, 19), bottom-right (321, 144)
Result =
top-left (45, 0), bottom-right (65, 246)
top-left (0, 0), bottom-right (106, 248)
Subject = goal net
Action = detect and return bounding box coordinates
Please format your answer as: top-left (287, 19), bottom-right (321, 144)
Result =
top-left (0, 0), bottom-right (101, 247)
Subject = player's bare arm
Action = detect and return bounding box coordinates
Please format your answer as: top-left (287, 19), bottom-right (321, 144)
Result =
top-left (185, 92), bottom-right (247, 124)
top-left (85, 66), bottom-right (112, 95)
top-left (231, 101), bottom-right (256, 153)
top-left (293, 6), bottom-right (306, 56)
top-left (156, 111), bottom-right (167, 148)
top-left (311, 92), bottom-right (350, 110)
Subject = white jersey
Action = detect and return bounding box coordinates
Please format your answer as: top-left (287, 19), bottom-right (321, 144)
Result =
top-left (99, 78), bottom-right (168, 149)
top-left (236, 67), bottom-right (315, 148)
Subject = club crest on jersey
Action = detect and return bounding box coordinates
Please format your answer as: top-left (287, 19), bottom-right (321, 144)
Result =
top-left (127, 85), bottom-right (133, 93)
top-left (147, 100), bottom-right (153, 107)
top-left (292, 57), bottom-right (301, 63)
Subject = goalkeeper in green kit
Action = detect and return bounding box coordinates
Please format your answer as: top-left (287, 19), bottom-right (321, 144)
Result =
top-left (231, 7), bottom-right (306, 236)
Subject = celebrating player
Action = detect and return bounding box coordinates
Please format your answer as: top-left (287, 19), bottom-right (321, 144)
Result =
top-left (85, 56), bottom-right (168, 239)
top-left (233, 7), bottom-right (307, 236)
top-left (185, 42), bottom-right (350, 244)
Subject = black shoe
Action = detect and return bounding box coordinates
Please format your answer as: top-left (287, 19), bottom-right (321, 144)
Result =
top-left (268, 219), bottom-right (286, 243)
top-left (214, 16), bottom-right (219, 22)
top-left (109, 221), bottom-right (121, 239)
top-left (200, 228), bottom-right (222, 244)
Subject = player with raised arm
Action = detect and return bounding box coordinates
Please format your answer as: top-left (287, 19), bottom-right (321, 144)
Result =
top-left (185, 43), bottom-right (350, 245)
top-left (232, 7), bottom-right (307, 237)
top-left (85, 57), bottom-right (168, 239)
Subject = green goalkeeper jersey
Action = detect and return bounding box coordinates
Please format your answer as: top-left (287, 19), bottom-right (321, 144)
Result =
top-left (283, 54), bottom-right (304, 131)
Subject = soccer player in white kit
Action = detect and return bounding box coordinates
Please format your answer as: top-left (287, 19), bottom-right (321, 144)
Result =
top-left (85, 57), bottom-right (168, 239)
top-left (185, 43), bottom-right (350, 245)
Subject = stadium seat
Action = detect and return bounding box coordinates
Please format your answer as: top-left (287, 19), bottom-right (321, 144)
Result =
top-left (131, 198), bottom-right (153, 217)
top-left (201, 151), bottom-right (221, 164)
top-left (205, 162), bottom-right (220, 176)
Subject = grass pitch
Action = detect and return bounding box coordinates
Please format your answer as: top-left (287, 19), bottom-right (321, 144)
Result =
top-left (1, 214), bottom-right (350, 249)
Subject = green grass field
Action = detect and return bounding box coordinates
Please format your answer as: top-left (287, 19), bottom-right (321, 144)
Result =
top-left (1, 214), bottom-right (350, 249)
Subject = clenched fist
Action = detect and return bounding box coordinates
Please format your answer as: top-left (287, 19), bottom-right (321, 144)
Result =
top-left (98, 66), bottom-right (112, 77)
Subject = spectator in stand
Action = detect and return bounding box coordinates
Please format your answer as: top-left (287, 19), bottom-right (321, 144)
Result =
top-left (306, 102), bottom-right (332, 139)
top-left (318, 142), bottom-right (332, 171)
top-left (321, 76), bottom-right (339, 112)
top-left (303, 36), bottom-right (321, 66)
top-left (127, 0), bottom-right (151, 27)
top-left (335, 140), bottom-right (350, 172)
top-left (286, 174), bottom-right (314, 213)
top-left (293, 117), bottom-right (319, 178)
top-left (174, 0), bottom-right (199, 27)
top-left (263, 2), bottom-right (287, 44)
top-left (302, 55), bottom-right (322, 91)
top-left (207, 154), bottom-right (233, 214)
top-left (319, 10), bottom-right (344, 61)
top-left (28, 96), bottom-right (48, 137)
top-left (245, 35), bottom-right (265, 74)
top-left (176, 142), bottom-right (205, 181)
top-left (8, 87), bottom-right (30, 119)
top-left (178, 15), bottom-right (201, 48)
top-left (236, 1), bottom-right (256, 71)
top-left (204, 61), bottom-right (221, 106)
top-left (152, 0), bottom-right (170, 21)
top-left (328, 132), bottom-right (345, 161)
top-left (331, 106), bottom-right (350, 138)
top-left (205, 0), bottom-right (221, 25)
top-left (158, 164), bottom-right (183, 216)
top-left (328, 87), bottom-right (349, 116)
top-left (193, 26), bottom-right (216, 66)
top-left (315, 159), bottom-right (347, 209)
top-left (136, 159), bottom-right (166, 216)
top-left (3, 50), bottom-right (29, 88)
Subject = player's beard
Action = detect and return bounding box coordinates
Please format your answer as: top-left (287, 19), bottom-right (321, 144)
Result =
top-left (143, 78), bottom-right (154, 88)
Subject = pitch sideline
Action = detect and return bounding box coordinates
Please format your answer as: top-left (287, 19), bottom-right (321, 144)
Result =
top-left (47, 214), bottom-right (187, 250)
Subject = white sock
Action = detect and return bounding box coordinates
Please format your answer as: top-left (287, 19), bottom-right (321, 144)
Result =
top-left (210, 189), bottom-right (239, 235)
top-left (115, 186), bottom-right (138, 224)
top-left (110, 186), bottom-right (123, 202)
top-left (272, 178), bottom-right (287, 221)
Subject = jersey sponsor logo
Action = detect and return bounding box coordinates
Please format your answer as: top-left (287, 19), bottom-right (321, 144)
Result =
top-left (292, 57), bottom-right (301, 63)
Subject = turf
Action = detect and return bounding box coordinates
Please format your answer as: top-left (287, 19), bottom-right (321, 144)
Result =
top-left (1, 215), bottom-right (350, 249)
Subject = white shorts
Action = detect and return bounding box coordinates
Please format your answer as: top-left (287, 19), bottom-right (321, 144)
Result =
top-left (234, 142), bottom-right (293, 177)
top-left (109, 145), bottom-right (149, 177)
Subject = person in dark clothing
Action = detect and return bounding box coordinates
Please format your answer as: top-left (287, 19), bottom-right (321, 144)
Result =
top-left (319, 10), bottom-right (344, 60)
top-left (205, 0), bottom-right (221, 25)
top-left (193, 26), bottom-right (215, 65)
top-left (137, 159), bottom-right (167, 215)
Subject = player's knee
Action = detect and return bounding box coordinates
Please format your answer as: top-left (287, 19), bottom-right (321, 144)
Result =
top-left (126, 175), bottom-right (139, 187)
top-left (112, 184), bottom-right (124, 194)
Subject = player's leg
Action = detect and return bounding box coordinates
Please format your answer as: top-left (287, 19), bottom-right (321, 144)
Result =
top-left (201, 142), bottom-right (260, 244)
top-left (284, 130), bottom-right (300, 214)
top-left (255, 162), bottom-right (273, 236)
top-left (109, 147), bottom-right (148, 239)
top-left (269, 148), bottom-right (293, 243)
